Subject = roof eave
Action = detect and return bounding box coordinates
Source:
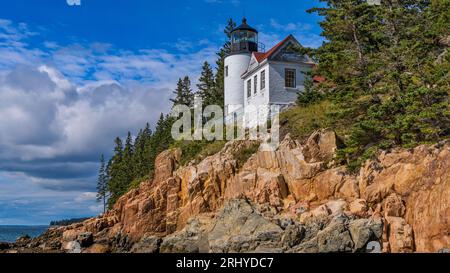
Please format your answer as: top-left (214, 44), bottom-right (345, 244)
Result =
top-left (241, 60), bottom-right (269, 79)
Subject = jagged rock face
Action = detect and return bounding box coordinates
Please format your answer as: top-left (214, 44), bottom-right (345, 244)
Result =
top-left (359, 145), bottom-right (450, 252)
top-left (6, 130), bottom-right (448, 254)
top-left (158, 199), bottom-right (383, 253)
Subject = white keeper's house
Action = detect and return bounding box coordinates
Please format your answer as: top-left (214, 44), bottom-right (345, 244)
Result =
top-left (224, 18), bottom-right (317, 127)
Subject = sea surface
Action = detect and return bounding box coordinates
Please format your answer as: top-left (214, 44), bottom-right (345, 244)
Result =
top-left (0, 225), bottom-right (48, 243)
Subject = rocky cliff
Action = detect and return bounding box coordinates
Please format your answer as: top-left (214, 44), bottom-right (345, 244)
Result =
top-left (3, 130), bottom-right (448, 253)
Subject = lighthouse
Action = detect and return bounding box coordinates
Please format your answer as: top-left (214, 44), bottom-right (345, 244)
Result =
top-left (224, 18), bottom-right (259, 123)
top-left (223, 18), bottom-right (315, 128)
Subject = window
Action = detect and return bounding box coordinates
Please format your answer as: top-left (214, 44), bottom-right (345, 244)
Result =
top-left (260, 70), bottom-right (266, 90)
top-left (285, 68), bottom-right (296, 88)
top-left (247, 79), bottom-right (252, 98)
top-left (254, 75), bottom-right (258, 95)
top-left (225, 66), bottom-right (229, 77)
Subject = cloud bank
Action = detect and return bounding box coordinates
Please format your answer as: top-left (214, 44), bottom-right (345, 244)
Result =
top-left (0, 19), bottom-right (218, 224)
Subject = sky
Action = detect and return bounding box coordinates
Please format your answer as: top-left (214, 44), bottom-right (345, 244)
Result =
top-left (0, 0), bottom-right (325, 225)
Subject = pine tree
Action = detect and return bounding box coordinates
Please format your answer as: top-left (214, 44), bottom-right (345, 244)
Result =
top-left (141, 114), bottom-right (171, 180)
top-left (123, 131), bottom-right (135, 184)
top-left (197, 61), bottom-right (216, 106)
top-left (171, 76), bottom-right (194, 108)
top-left (310, 0), bottom-right (386, 94)
top-left (107, 137), bottom-right (128, 207)
top-left (309, 0), bottom-right (449, 170)
top-left (132, 129), bottom-right (144, 179)
top-left (142, 123), bottom-right (156, 176)
top-left (214, 19), bottom-right (236, 109)
top-left (96, 154), bottom-right (109, 214)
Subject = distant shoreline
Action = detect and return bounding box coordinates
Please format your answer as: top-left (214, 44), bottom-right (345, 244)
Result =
top-left (0, 225), bottom-right (49, 243)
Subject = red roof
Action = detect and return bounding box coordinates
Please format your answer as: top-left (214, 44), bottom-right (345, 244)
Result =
top-left (313, 75), bottom-right (326, 83)
top-left (253, 35), bottom-right (293, 63)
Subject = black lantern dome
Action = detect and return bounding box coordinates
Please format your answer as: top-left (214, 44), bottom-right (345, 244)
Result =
top-left (230, 18), bottom-right (259, 54)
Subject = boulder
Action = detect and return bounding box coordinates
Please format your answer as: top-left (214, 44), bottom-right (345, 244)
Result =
top-left (325, 200), bottom-right (348, 216)
top-left (349, 199), bottom-right (368, 216)
top-left (383, 193), bottom-right (405, 217)
top-left (131, 236), bottom-right (162, 253)
top-left (208, 199), bottom-right (283, 253)
top-left (15, 235), bottom-right (31, 246)
top-left (83, 244), bottom-right (110, 254)
top-left (316, 217), bottom-right (353, 253)
top-left (63, 241), bottom-right (82, 253)
top-left (0, 242), bottom-right (10, 251)
top-left (62, 229), bottom-right (81, 242)
top-left (281, 225), bottom-right (305, 248)
top-left (386, 217), bottom-right (414, 253)
top-left (77, 232), bottom-right (94, 248)
top-left (348, 218), bottom-right (383, 251)
top-left (303, 129), bottom-right (340, 163)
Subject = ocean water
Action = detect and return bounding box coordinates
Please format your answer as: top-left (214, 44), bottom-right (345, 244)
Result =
top-left (0, 226), bottom-right (48, 243)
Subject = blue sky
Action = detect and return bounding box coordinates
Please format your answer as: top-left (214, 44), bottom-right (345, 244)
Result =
top-left (0, 0), bottom-right (325, 225)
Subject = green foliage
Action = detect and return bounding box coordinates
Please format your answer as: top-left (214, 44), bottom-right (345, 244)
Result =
top-left (171, 76), bottom-right (194, 108)
top-left (197, 61), bottom-right (219, 107)
top-left (96, 154), bottom-right (109, 214)
top-left (296, 73), bottom-right (323, 106)
top-left (50, 218), bottom-right (90, 227)
top-left (106, 114), bottom-right (175, 208)
top-left (107, 137), bottom-right (128, 207)
top-left (281, 100), bottom-right (338, 139)
top-left (128, 174), bottom-right (151, 191)
top-left (173, 140), bottom-right (226, 166)
top-left (306, 0), bottom-right (450, 171)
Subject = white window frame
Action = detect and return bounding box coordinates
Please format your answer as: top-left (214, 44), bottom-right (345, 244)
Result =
top-left (260, 70), bottom-right (266, 91)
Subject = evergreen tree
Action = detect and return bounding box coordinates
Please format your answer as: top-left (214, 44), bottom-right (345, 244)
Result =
top-left (142, 123), bottom-right (156, 176)
top-left (132, 129), bottom-right (145, 179)
top-left (309, 0), bottom-right (384, 94)
top-left (214, 19), bottom-right (236, 108)
top-left (309, 0), bottom-right (449, 170)
top-left (96, 154), bottom-right (109, 214)
top-left (171, 76), bottom-right (194, 108)
top-left (107, 137), bottom-right (128, 207)
top-left (197, 61), bottom-right (216, 106)
top-left (123, 131), bottom-right (134, 179)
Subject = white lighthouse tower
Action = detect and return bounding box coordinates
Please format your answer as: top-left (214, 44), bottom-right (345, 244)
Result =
top-left (224, 18), bottom-right (259, 123)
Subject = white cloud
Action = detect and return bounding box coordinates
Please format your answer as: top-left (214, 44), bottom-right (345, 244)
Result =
top-left (0, 19), bottom-right (219, 194)
top-left (270, 19), bottom-right (312, 33)
top-left (75, 192), bottom-right (97, 203)
top-left (89, 204), bottom-right (103, 214)
top-left (259, 19), bottom-right (324, 49)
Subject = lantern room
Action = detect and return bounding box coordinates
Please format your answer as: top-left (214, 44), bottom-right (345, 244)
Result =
top-left (230, 18), bottom-right (259, 54)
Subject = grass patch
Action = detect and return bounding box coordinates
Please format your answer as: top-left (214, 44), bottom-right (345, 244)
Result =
top-left (280, 100), bottom-right (334, 140)
top-left (172, 140), bottom-right (227, 166)
top-left (280, 99), bottom-right (358, 141)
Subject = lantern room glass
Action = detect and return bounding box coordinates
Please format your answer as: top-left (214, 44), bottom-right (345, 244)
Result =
top-left (232, 30), bottom-right (258, 44)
